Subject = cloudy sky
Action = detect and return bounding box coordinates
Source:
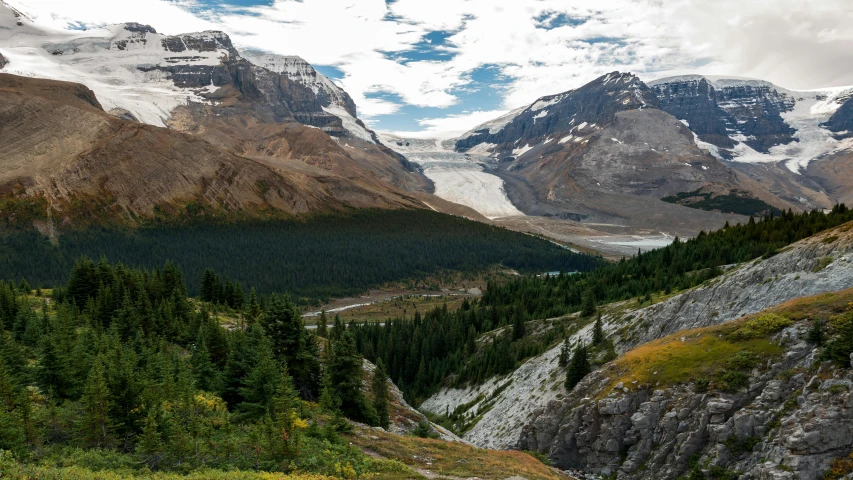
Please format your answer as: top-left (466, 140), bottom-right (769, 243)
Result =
top-left (8, 0), bottom-right (853, 137)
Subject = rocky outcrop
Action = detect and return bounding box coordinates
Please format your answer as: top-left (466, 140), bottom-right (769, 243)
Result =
top-left (615, 223), bottom-right (853, 350)
top-left (520, 321), bottom-right (853, 480)
top-left (822, 94), bottom-right (853, 139)
top-left (361, 359), bottom-right (461, 442)
top-left (0, 51), bottom-right (7, 69)
top-left (243, 52), bottom-right (358, 119)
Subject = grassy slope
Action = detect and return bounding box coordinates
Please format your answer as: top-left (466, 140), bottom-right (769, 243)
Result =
top-left (604, 288), bottom-right (853, 393)
top-left (348, 427), bottom-right (567, 480)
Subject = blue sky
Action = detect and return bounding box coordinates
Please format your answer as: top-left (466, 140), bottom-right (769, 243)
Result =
top-left (10, 0), bottom-right (853, 138)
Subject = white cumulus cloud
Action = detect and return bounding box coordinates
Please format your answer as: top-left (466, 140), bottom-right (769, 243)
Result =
top-left (7, 0), bottom-right (853, 134)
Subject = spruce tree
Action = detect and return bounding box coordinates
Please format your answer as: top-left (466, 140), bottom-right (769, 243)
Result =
top-left (263, 295), bottom-right (320, 399)
top-left (136, 409), bottom-right (163, 469)
top-left (0, 404), bottom-right (25, 457)
top-left (264, 295), bottom-right (303, 357)
top-left (372, 359), bottom-right (390, 429)
top-left (200, 269), bottom-right (216, 303)
top-left (512, 314), bottom-right (526, 340)
top-left (806, 319), bottom-right (824, 346)
top-left (329, 332), bottom-right (375, 423)
top-left (0, 358), bottom-right (16, 413)
top-left (558, 336), bottom-right (571, 368)
top-left (37, 337), bottom-right (69, 399)
top-left (271, 362), bottom-right (301, 458)
top-left (565, 343), bottom-right (591, 390)
top-left (331, 314), bottom-right (345, 341)
top-left (105, 344), bottom-right (146, 442)
top-left (237, 339), bottom-right (280, 421)
top-left (79, 359), bottom-right (111, 447)
top-left (247, 288), bottom-right (262, 320)
top-left (592, 313), bottom-right (605, 346)
top-left (192, 340), bottom-right (222, 393)
top-left (823, 314), bottom-right (853, 366)
top-left (465, 325), bottom-right (477, 355)
top-left (234, 283), bottom-right (245, 310)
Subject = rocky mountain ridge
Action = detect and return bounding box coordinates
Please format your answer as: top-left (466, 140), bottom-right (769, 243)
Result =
top-left (0, 73), bottom-right (425, 227)
top-left (0, 3), bottom-right (439, 226)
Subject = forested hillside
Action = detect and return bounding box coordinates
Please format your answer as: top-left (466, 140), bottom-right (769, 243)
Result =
top-left (482, 206), bottom-right (853, 319)
top-left (0, 259), bottom-right (415, 478)
top-left (349, 206), bottom-right (853, 403)
top-left (0, 210), bottom-right (601, 303)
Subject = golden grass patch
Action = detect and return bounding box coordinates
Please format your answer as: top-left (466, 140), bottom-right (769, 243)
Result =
top-left (348, 428), bottom-right (568, 480)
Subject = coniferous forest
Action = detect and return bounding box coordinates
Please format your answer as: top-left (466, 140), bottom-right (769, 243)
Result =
top-left (0, 259), bottom-right (406, 478)
top-left (0, 209), bottom-right (602, 304)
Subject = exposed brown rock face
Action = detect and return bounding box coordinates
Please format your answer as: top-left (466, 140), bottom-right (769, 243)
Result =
top-left (0, 73), bottom-right (424, 225)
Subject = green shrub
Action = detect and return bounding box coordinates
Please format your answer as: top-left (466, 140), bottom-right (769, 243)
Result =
top-left (727, 313), bottom-right (792, 341)
top-left (725, 350), bottom-right (760, 371)
top-left (718, 370), bottom-right (749, 392)
top-left (813, 256), bottom-right (833, 273)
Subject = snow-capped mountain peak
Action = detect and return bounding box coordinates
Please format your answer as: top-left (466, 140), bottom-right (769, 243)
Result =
top-left (0, 3), bottom-right (377, 142)
top-left (453, 71), bottom-right (657, 156)
top-left (649, 74), bottom-right (853, 171)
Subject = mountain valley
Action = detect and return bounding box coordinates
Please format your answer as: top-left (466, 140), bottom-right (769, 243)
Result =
top-left (3, 2), bottom-right (853, 480)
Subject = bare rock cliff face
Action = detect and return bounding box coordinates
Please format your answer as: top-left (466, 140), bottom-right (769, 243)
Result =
top-left (649, 76), bottom-right (797, 156)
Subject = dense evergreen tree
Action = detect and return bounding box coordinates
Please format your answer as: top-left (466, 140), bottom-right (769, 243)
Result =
top-left (191, 340), bottom-right (222, 393)
top-left (316, 310), bottom-right (328, 338)
top-left (512, 314), bottom-right (526, 340)
top-left (79, 358), bottom-right (111, 448)
top-left (592, 313), bottom-right (604, 346)
top-left (372, 359), bottom-right (390, 430)
top-left (263, 295), bottom-right (320, 398)
top-left (558, 336), bottom-right (571, 368)
top-left (806, 319), bottom-right (825, 346)
top-left (823, 313), bottom-right (853, 366)
top-left (565, 343), bottom-right (591, 390)
top-left (580, 289), bottom-right (597, 317)
top-left (328, 332), bottom-right (375, 424)
top-left (237, 338), bottom-right (280, 421)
